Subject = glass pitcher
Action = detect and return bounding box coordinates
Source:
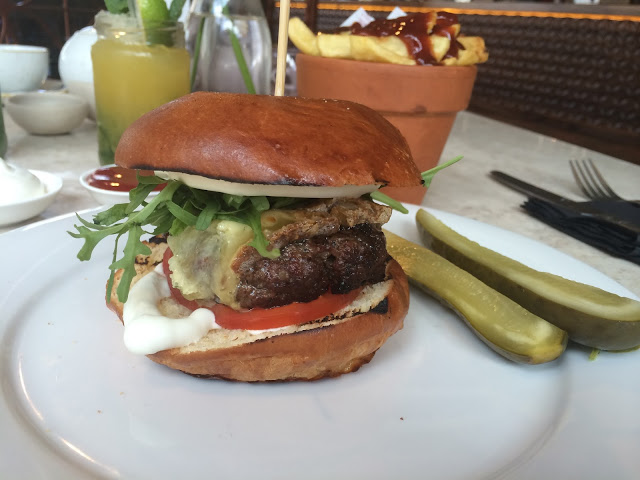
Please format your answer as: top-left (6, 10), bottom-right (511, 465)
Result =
top-left (0, 86), bottom-right (7, 158)
top-left (187, 0), bottom-right (272, 95)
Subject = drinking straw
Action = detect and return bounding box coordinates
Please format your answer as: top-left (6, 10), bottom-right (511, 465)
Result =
top-left (273, 0), bottom-right (291, 96)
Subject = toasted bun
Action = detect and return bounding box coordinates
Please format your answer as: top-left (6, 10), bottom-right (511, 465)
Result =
top-left (108, 241), bottom-right (409, 382)
top-left (115, 92), bottom-right (422, 189)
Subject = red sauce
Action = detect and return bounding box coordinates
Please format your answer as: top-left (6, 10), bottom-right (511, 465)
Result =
top-left (87, 166), bottom-right (166, 192)
top-left (345, 12), bottom-right (464, 65)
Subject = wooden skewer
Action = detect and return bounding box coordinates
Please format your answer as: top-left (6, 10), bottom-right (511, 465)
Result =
top-left (274, 0), bottom-right (291, 96)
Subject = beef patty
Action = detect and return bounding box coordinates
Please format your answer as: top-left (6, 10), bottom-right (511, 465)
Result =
top-left (233, 224), bottom-right (389, 309)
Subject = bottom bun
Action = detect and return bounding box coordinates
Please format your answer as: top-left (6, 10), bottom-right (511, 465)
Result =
top-left (108, 242), bottom-right (410, 382)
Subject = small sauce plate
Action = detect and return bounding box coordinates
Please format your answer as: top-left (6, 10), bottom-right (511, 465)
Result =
top-left (0, 171), bottom-right (63, 227)
top-left (80, 165), bottom-right (164, 205)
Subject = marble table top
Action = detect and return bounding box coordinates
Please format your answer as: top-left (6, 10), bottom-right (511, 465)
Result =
top-left (2, 110), bottom-right (638, 296)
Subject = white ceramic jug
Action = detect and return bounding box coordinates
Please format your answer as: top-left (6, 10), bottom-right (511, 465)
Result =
top-left (58, 26), bottom-right (98, 119)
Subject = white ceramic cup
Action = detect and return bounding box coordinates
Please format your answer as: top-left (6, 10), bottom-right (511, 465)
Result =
top-left (0, 45), bottom-right (49, 93)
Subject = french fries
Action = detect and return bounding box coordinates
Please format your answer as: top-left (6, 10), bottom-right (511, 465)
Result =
top-left (349, 36), bottom-right (415, 65)
top-left (288, 16), bottom-right (321, 56)
top-left (317, 33), bottom-right (351, 59)
top-left (288, 14), bottom-right (488, 66)
top-left (444, 36), bottom-right (488, 66)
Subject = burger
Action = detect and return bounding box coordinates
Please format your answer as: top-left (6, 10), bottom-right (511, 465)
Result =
top-left (71, 92), bottom-right (423, 382)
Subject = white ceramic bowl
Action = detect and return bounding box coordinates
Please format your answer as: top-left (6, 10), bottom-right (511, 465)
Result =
top-left (6, 92), bottom-right (89, 135)
top-left (80, 165), bottom-right (161, 205)
top-left (0, 171), bottom-right (63, 227)
top-left (0, 45), bottom-right (49, 93)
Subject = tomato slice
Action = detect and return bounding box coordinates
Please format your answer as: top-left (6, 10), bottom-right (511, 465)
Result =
top-left (211, 289), bottom-right (362, 330)
top-left (162, 247), bottom-right (362, 331)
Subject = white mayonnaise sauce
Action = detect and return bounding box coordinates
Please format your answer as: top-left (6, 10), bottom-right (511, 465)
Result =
top-left (123, 265), bottom-right (219, 355)
top-left (0, 158), bottom-right (46, 205)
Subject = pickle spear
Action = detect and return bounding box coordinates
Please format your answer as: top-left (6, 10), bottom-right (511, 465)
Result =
top-left (416, 209), bottom-right (640, 350)
top-left (384, 230), bottom-right (568, 364)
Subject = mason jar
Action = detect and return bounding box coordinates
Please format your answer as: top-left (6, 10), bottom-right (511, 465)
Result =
top-left (187, 0), bottom-right (272, 95)
top-left (91, 12), bottom-right (191, 165)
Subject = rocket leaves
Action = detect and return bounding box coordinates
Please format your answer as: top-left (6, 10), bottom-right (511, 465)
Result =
top-left (69, 174), bottom-right (287, 303)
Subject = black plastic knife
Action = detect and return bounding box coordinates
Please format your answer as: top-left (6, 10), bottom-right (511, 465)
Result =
top-left (490, 170), bottom-right (640, 234)
top-left (490, 171), bottom-right (579, 206)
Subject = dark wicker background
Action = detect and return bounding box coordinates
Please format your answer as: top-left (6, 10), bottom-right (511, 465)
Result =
top-left (280, 5), bottom-right (640, 163)
top-left (463, 15), bottom-right (640, 156)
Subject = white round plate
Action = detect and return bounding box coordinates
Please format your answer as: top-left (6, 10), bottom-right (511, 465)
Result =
top-left (0, 170), bottom-right (62, 227)
top-left (0, 205), bottom-right (638, 479)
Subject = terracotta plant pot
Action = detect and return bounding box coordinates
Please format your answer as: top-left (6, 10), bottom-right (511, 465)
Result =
top-left (296, 53), bottom-right (477, 204)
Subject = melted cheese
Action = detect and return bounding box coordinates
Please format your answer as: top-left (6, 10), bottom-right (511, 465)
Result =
top-left (167, 220), bottom-right (254, 309)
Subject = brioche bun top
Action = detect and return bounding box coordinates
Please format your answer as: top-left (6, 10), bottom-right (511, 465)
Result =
top-left (115, 92), bottom-right (422, 189)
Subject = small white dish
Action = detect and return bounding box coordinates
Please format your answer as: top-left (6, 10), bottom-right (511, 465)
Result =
top-left (0, 45), bottom-right (49, 94)
top-left (0, 79), bottom-right (67, 99)
top-left (0, 170), bottom-right (63, 227)
top-left (80, 165), bottom-right (161, 205)
top-left (5, 92), bottom-right (89, 135)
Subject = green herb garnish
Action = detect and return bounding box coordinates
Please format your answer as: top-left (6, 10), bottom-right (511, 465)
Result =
top-left (104, 0), bottom-right (184, 18)
top-left (168, 0), bottom-right (186, 21)
top-left (69, 175), bottom-right (288, 303)
top-left (369, 155), bottom-right (463, 213)
top-left (422, 155), bottom-right (463, 188)
top-left (370, 191), bottom-right (408, 214)
top-left (105, 0), bottom-right (129, 14)
top-left (103, 0), bottom-right (186, 47)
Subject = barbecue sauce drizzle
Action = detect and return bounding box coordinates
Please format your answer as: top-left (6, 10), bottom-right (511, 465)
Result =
top-left (343, 12), bottom-right (464, 65)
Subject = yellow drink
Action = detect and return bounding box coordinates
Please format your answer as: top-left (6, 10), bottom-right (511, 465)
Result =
top-left (91, 17), bottom-right (190, 165)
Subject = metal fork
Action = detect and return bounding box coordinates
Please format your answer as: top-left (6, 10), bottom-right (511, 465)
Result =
top-left (569, 158), bottom-right (639, 204)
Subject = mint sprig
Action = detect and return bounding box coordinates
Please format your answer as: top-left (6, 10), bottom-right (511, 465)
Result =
top-left (68, 174), bottom-right (289, 303)
top-left (104, 0), bottom-right (129, 14)
top-left (104, 0), bottom-right (185, 18)
top-left (168, 0), bottom-right (186, 21)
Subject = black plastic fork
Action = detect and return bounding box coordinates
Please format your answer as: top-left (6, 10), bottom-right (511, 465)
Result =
top-left (569, 158), bottom-right (640, 205)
